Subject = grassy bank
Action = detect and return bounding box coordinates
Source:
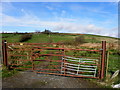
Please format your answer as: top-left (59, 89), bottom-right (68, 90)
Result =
top-left (2, 33), bottom-right (119, 86)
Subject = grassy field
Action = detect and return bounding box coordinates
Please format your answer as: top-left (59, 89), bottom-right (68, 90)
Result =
top-left (1, 33), bottom-right (120, 86)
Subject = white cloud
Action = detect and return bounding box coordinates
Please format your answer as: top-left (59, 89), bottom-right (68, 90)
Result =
top-left (1, 11), bottom-right (118, 38)
top-left (61, 10), bottom-right (66, 17)
top-left (2, 2), bottom-right (16, 13)
top-left (21, 8), bottom-right (26, 13)
top-left (53, 23), bottom-right (103, 34)
top-left (102, 32), bottom-right (118, 38)
top-left (46, 6), bottom-right (54, 10)
top-left (1, 14), bottom-right (115, 36)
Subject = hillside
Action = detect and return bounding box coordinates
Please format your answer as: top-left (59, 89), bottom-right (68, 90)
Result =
top-left (1, 33), bottom-right (119, 43)
top-left (1, 33), bottom-right (120, 85)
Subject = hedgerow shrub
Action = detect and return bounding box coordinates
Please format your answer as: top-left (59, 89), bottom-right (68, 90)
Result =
top-left (75, 36), bottom-right (86, 44)
top-left (63, 40), bottom-right (74, 45)
top-left (63, 36), bottom-right (86, 45)
top-left (19, 34), bottom-right (32, 42)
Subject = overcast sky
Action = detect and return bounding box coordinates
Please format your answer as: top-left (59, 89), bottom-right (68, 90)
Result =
top-left (1, 2), bottom-right (118, 37)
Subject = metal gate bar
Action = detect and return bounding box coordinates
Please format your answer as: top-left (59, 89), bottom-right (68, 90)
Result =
top-left (61, 56), bottom-right (99, 77)
top-left (36, 71), bottom-right (99, 79)
top-left (2, 40), bottom-right (106, 79)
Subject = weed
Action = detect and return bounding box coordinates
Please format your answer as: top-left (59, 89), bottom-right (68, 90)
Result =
top-left (2, 65), bottom-right (18, 78)
top-left (19, 34), bottom-right (32, 42)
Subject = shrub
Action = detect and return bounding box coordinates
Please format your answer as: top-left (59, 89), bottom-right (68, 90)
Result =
top-left (48, 38), bottom-right (53, 43)
top-left (75, 36), bottom-right (85, 44)
top-left (42, 29), bottom-right (52, 35)
top-left (19, 34), bottom-right (32, 42)
top-left (63, 40), bottom-right (74, 45)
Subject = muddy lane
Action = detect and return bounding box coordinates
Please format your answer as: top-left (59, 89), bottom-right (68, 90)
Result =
top-left (2, 71), bottom-right (99, 88)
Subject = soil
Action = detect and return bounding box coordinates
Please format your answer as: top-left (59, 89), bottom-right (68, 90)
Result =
top-left (2, 71), bottom-right (100, 88)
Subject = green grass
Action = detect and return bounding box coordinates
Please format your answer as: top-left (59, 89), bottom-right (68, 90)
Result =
top-left (1, 66), bottom-right (18, 78)
top-left (19, 34), bottom-right (74, 43)
top-left (106, 54), bottom-right (120, 86)
top-left (2, 33), bottom-right (118, 44)
top-left (108, 54), bottom-right (120, 72)
top-left (2, 34), bottom-right (22, 42)
top-left (2, 33), bottom-right (119, 83)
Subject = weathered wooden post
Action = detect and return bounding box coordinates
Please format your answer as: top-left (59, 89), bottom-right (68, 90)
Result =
top-left (2, 40), bottom-right (8, 67)
top-left (100, 41), bottom-right (106, 79)
top-left (106, 51), bottom-right (109, 78)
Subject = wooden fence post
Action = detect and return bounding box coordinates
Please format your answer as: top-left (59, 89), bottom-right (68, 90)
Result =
top-left (106, 51), bottom-right (109, 78)
top-left (100, 41), bottom-right (106, 79)
top-left (2, 40), bottom-right (8, 67)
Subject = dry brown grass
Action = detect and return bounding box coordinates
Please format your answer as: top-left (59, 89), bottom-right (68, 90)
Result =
top-left (79, 42), bottom-right (118, 50)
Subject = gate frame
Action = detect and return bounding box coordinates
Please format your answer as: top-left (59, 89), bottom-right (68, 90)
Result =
top-left (100, 41), bottom-right (106, 79)
top-left (2, 40), bottom-right (106, 79)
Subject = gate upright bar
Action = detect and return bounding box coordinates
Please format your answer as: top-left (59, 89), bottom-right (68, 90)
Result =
top-left (100, 41), bottom-right (106, 79)
top-left (2, 40), bottom-right (8, 67)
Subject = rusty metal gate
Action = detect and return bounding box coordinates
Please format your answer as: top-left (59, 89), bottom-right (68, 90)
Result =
top-left (2, 40), bottom-right (106, 79)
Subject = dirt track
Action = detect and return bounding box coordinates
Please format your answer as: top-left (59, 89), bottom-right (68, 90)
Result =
top-left (2, 71), bottom-right (100, 88)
